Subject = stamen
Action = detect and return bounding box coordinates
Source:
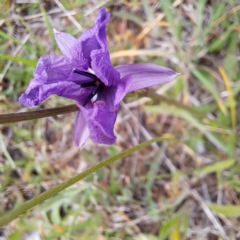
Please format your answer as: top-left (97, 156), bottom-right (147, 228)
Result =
top-left (80, 81), bottom-right (97, 88)
top-left (96, 84), bottom-right (105, 101)
top-left (73, 68), bottom-right (105, 106)
top-left (82, 82), bottom-right (105, 107)
top-left (73, 68), bottom-right (98, 81)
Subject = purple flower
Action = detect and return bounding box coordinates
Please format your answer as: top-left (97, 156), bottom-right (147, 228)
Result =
top-left (19, 8), bottom-right (178, 147)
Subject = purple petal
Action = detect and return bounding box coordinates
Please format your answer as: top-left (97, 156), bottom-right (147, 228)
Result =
top-left (91, 49), bottom-right (120, 86)
top-left (54, 30), bottom-right (77, 57)
top-left (115, 63), bottom-right (178, 92)
top-left (79, 102), bottom-right (117, 145)
top-left (70, 8), bottom-right (110, 67)
top-left (93, 8), bottom-right (110, 50)
top-left (32, 55), bottom-right (78, 84)
top-left (19, 81), bottom-right (93, 107)
top-left (102, 75), bottom-right (132, 110)
top-left (19, 55), bottom-right (94, 107)
top-left (74, 110), bottom-right (90, 148)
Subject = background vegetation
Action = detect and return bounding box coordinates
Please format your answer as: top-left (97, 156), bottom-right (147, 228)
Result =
top-left (0, 0), bottom-right (239, 239)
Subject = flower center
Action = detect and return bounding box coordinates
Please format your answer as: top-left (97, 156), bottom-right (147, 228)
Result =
top-left (73, 69), bottom-right (105, 106)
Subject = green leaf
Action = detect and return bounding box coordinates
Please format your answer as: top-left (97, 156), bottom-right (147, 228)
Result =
top-left (161, 0), bottom-right (181, 41)
top-left (208, 25), bottom-right (236, 52)
top-left (209, 204), bottom-right (240, 217)
top-left (204, 3), bottom-right (225, 36)
top-left (224, 56), bottom-right (238, 82)
top-left (40, 4), bottom-right (58, 51)
top-left (192, 69), bottom-right (226, 114)
top-left (0, 30), bottom-right (31, 52)
top-left (195, 0), bottom-right (207, 45)
top-left (196, 159), bottom-right (235, 178)
top-left (159, 215), bottom-right (179, 240)
top-left (0, 53), bottom-right (37, 66)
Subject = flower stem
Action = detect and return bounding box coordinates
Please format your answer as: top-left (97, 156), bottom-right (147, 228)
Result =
top-left (0, 90), bottom-right (204, 125)
top-left (0, 104), bottom-right (78, 124)
top-left (0, 135), bottom-right (173, 227)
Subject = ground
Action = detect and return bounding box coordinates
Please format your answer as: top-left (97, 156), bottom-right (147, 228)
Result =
top-left (0, 0), bottom-right (240, 239)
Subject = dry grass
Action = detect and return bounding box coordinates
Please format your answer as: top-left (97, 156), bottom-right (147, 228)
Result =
top-left (0, 0), bottom-right (240, 239)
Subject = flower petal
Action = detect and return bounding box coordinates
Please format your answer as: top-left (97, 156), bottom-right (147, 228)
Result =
top-left (91, 49), bottom-right (120, 86)
top-left (70, 8), bottom-right (110, 67)
top-left (74, 110), bottom-right (90, 148)
top-left (115, 63), bottom-right (178, 92)
top-left (32, 55), bottom-right (89, 85)
top-left (19, 55), bottom-right (94, 107)
top-left (79, 102), bottom-right (117, 145)
top-left (93, 8), bottom-right (110, 50)
top-left (102, 75), bottom-right (132, 110)
top-left (54, 30), bottom-right (77, 57)
top-left (19, 81), bottom-right (93, 107)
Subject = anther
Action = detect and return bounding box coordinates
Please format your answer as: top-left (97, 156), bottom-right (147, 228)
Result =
top-left (82, 82), bottom-right (105, 106)
top-left (80, 81), bottom-right (97, 88)
top-left (73, 68), bottom-right (98, 81)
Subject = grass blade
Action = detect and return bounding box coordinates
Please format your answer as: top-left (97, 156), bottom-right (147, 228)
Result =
top-left (0, 53), bottom-right (37, 66)
top-left (0, 135), bottom-right (173, 227)
top-left (218, 66), bottom-right (236, 128)
top-left (209, 204), bottom-right (240, 217)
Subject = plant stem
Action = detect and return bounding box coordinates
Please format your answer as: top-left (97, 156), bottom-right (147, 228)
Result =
top-left (0, 90), bottom-right (204, 125)
top-left (0, 104), bottom-right (78, 124)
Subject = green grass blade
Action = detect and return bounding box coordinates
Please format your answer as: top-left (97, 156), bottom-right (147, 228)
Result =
top-left (159, 215), bottom-right (179, 240)
top-left (196, 159), bottom-right (235, 178)
top-left (0, 30), bottom-right (32, 52)
top-left (0, 135), bottom-right (173, 227)
top-left (0, 53), bottom-right (37, 66)
top-left (209, 204), bottom-right (240, 217)
top-left (192, 69), bottom-right (226, 114)
top-left (145, 104), bottom-right (227, 152)
top-left (40, 4), bottom-right (58, 51)
top-left (208, 25), bottom-right (236, 52)
top-left (0, 134), bottom-right (16, 169)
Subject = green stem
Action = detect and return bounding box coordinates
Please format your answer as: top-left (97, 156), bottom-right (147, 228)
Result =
top-left (0, 136), bottom-right (172, 227)
top-left (0, 104), bottom-right (78, 124)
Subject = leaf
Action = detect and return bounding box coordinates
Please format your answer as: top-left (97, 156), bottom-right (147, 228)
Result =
top-left (170, 226), bottom-right (180, 240)
top-left (159, 215), bottom-right (179, 240)
top-left (0, 30), bottom-right (31, 51)
top-left (40, 4), bottom-right (58, 51)
top-left (208, 25), bottom-right (235, 52)
top-left (0, 53), bottom-right (37, 66)
top-left (196, 159), bottom-right (235, 178)
top-left (192, 69), bottom-right (226, 114)
top-left (195, 0), bottom-right (207, 45)
top-left (204, 3), bottom-right (225, 35)
top-left (161, 0), bottom-right (180, 41)
top-left (209, 204), bottom-right (240, 217)
top-left (218, 66), bottom-right (236, 128)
